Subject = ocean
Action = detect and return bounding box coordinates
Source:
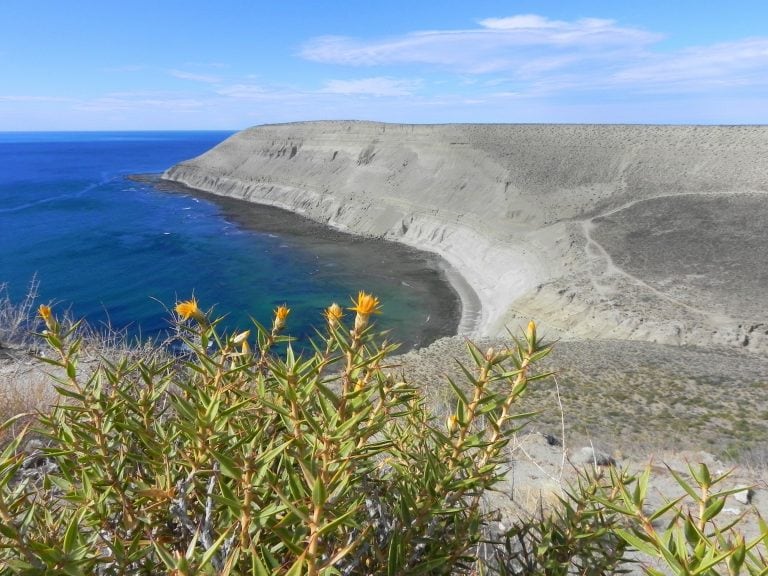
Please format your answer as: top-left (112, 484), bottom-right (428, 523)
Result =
top-left (0, 131), bottom-right (460, 350)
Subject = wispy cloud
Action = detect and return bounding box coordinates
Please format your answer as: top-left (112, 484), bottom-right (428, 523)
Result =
top-left (0, 95), bottom-right (74, 103)
top-left (300, 14), bottom-right (768, 96)
top-left (73, 91), bottom-right (206, 112)
top-left (169, 69), bottom-right (222, 84)
top-left (216, 84), bottom-right (273, 99)
top-left (321, 77), bottom-right (421, 96)
top-left (611, 38), bottom-right (768, 90)
top-left (301, 15), bottom-right (659, 74)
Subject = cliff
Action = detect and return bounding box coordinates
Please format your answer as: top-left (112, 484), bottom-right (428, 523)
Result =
top-left (164, 121), bottom-right (768, 352)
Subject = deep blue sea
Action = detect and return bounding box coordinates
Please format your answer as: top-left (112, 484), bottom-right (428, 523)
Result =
top-left (0, 131), bottom-right (459, 350)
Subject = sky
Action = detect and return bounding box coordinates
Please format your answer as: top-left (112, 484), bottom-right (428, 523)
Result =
top-left (2, 0), bottom-right (767, 130)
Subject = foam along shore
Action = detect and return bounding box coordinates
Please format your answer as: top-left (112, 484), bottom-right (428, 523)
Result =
top-left (163, 121), bottom-right (768, 349)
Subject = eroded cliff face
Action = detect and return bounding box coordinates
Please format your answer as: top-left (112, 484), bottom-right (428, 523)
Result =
top-left (163, 121), bottom-right (768, 352)
top-left (165, 122), bottom-right (768, 227)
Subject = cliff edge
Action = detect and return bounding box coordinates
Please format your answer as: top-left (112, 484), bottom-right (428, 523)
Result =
top-left (163, 121), bottom-right (768, 353)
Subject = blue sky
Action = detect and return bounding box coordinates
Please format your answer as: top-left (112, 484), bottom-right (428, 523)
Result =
top-left (2, 0), bottom-right (767, 129)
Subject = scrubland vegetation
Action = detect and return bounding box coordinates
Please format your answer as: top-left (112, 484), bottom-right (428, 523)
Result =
top-left (0, 292), bottom-right (767, 574)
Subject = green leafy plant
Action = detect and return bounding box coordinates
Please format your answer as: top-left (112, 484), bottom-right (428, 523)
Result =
top-left (492, 466), bottom-right (630, 575)
top-left (0, 295), bottom-right (552, 574)
top-left (597, 463), bottom-right (768, 575)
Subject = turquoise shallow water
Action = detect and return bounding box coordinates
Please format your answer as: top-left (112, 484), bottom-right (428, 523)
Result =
top-left (0, 132), bottom-right (460, 349)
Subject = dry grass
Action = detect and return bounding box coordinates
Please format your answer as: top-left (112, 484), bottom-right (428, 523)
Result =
top-left (394, 335), bottom-right (768, 466)
top-left (0, 279), bottom-right (41, 350)
top-left (0, 350), bottom-right (57, 442)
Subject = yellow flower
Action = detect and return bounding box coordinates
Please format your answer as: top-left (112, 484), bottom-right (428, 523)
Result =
top-left (349, 291), bottom-right (381, 332)
top-left (38, 304), bottom-right (52, 322)
top-left (324, 303), bottom-right (344, 328)
top-left (349, 291), bottom-right (381, 316)
top-left (175, 298), bottom-right (201, 321)
top-left (275, 305), bottom-right (290, 321)
top-left (273, 305), bottom-right (290, 330)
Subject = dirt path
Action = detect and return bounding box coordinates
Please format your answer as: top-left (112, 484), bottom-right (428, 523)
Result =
top-left (578, 190), bottom-right (768, 325)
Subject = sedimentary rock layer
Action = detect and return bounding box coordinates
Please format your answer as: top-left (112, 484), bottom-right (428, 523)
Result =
top-left (163, 121), bottom-right (768, 353)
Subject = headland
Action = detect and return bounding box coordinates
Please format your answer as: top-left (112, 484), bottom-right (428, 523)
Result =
top-left (163, 121), bottom-right (768, 354)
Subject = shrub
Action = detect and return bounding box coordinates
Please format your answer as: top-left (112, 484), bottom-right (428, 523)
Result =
top-left (493, 462), bottom-right (768, 575)
top-left (0, 295), bottom-right (552, 574)
top-left (493, 467), bottom-right (629, 575)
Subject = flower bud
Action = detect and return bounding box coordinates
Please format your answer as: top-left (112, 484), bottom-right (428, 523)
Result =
top-left (354, 312), bottom-right (369, 333)
top-left (233, 330), bottom-right (251, 345)
top-left (526, 320), bottom-right (537, 351)
top-left (325, 303), bottom-right (343, 329)
top-left (38, 304), bottom-right (55, 330)
top-left (273, 305), bottom-right (290, 331)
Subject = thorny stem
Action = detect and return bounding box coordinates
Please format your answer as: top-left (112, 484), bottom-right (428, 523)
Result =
top-left (306, 408), bottom-right (334, 575)
top-left (282, 368), bottom-right (325, 574)
top-left (449, 360), bottom-right (491, 465)
top-left (480, 354), bottom-right (532, 466)
top-left (467, 351), bottom-right (535, 516)
top-left (240, 463), bottom-right (254, 552)
top-left (405, 347), bottom-right (537, 568)
top-left (338, 330), bottom-right (362, 421)
top-left (698, 480), bottom-right (710, 535)
top-left (398, 358), bottom-right (496, 566)
top-left (54, 336), bottom-right (139, 531)
top-left (306, 501), bottom-right (324, 576)
top-left (255, 334), bottom-right (275, 373)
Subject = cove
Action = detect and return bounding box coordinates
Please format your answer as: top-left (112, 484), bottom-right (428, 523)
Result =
top-left (136, 175), bottom-right (462, 350)
top-left (0, 132), bottom-right (460, 350)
